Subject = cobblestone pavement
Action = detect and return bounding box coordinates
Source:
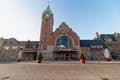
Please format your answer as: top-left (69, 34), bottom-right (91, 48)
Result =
top-left (0, 60), bottom-right (120, 80)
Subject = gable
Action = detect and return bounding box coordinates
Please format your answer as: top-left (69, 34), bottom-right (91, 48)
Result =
top-left (57, 22), bottom-right (71, 34)
top-left (48, 22), bottom-right (79, 46)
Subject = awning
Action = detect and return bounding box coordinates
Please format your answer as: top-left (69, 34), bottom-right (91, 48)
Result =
top-left (23, 51), bottom-right (37, 53)
top-left (53, 48), bottom-right (78, 52)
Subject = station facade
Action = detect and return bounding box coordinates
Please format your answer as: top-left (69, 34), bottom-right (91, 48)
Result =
top-left (0, 5), bottom-right (120, 61)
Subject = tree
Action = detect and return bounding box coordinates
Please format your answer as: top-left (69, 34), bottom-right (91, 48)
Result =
top-left (79, 52), bottom-right (85, 59)
top-left (108, 46), bottom-right (117, 59)
top-left (36, 53), bottom-right (43, 60)
top-left (79, 52), bottom-right (86, 63)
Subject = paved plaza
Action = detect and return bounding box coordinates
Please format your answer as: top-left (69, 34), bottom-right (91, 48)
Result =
top-left (0, 60), bottom-right (120, 80)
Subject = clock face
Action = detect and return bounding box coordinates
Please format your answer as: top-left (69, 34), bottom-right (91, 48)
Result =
top-left (45, 14), bottom-right (50, 18)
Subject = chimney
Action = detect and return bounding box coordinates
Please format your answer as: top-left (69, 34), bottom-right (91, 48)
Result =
top-left (114, 32), bottom-right (117, 36)
top-left (95, 32), bottom-right (99, 38)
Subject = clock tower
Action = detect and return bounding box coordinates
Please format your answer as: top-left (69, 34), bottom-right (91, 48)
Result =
top-left (40, 5), bottom-right (54, 50)
top-left (38, 5), bottom-right (80, 60)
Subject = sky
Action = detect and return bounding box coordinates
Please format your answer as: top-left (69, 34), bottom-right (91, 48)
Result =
top-left (0, 0), bottom-right (120, 41)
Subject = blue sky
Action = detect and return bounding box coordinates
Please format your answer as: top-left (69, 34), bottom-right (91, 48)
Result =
top-left (0, 0), bottom-right (120, 41)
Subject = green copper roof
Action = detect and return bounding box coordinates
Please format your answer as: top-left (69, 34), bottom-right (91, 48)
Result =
top-left (43, 5), bottom-right (52, 14)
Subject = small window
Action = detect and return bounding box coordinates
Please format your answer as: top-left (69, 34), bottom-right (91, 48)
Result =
top-left (43, 45), bottom-right (47, 50)
top-left (12, 46), bottom-right (17, 50)
top-left (44, 37), bottom-right (48, 41)
top-left (4, 46), bottom-right (9, 50)
top-left (61, 29), bottom-right (66, 33)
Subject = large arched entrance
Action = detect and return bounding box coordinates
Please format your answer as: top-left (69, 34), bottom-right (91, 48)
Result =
top-left (53, 36), bottom-right (79, 60)
top-left (56, 36), bottom-right (73, 48)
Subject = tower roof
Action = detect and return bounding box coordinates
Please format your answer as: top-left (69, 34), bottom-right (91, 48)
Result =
top-left (43, 5), bottom-right (52, 14)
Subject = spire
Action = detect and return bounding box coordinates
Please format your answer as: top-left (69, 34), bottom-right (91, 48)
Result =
top-left (43, 5), bottom-right (52, 14)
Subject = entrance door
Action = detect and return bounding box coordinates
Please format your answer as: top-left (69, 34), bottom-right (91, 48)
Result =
top-left (54, 52), bottom-right (78, 60)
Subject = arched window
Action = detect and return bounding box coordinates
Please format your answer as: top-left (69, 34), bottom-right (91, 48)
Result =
top-left (56, 36), bottom-right (73, 48)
